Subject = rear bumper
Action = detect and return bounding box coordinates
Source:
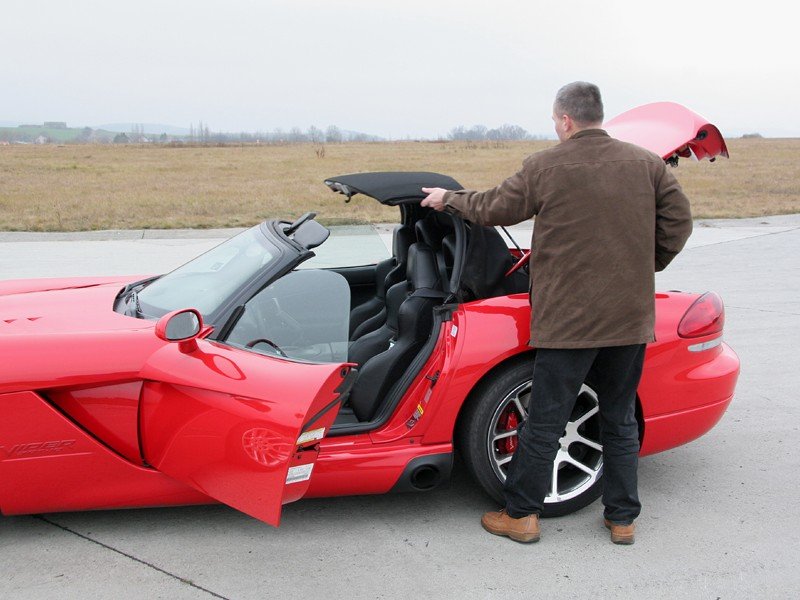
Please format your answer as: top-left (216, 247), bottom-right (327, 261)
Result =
top-left (640, 393), bottom-right (734, 456)
top-left (640, 342), bottom-right (739, 455)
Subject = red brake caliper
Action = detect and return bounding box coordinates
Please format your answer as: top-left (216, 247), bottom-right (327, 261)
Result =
top-left (497, 407), bottom-right (519, 454)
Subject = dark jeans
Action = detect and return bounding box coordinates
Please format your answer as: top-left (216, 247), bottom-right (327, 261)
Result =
top-left (503, 344), bottom-right (646, 524)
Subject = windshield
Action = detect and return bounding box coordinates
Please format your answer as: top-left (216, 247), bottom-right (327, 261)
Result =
top-left (137, 225), bottom-right (279, 319)
top-left (299, 224), bottom-right (392, 269)
top-left (225, 269), bottom-right (350, 363)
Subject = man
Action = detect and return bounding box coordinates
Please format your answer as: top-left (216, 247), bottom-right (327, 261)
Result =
top-left (421, 82), bottom-right (692, 545)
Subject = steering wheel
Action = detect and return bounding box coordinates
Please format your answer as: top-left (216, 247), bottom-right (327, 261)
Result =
top-left (245, 338), bottom-right (288, 357)
top-left (270, 298), bottom-right (306, 344)
top-left (249, 296), bottom-right (306, 346)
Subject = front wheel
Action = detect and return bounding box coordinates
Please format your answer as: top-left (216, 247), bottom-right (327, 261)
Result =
top-left (457, 359), bottom-right (604, 517)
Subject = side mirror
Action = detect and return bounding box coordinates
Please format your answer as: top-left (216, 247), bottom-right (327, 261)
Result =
top-left (155, 308), bottom-right (203, 353)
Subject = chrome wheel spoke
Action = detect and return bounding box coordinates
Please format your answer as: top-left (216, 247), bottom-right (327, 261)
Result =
top-left (497, 454), bottom-right (513, 466)
top-left (564, 454), bottom-right (598, 477)
top-left (511, 395), bottom-right (528, 421)
top-left (492, 429), bottom-right (517, 443)
top-left (573, 404), bottom-right (599, 428)
top-left (575, 434), bottom-right (602, 452)
top-left (550, 459), bottom-right (560, 496)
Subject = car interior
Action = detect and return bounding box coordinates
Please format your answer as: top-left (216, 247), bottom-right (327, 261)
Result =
top-left (330, 206), bottom-right (529, 431)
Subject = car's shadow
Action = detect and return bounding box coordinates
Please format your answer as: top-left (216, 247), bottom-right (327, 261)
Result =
top-left (10, 458), bottom-right (503, 539)
top-left (6, 449), bottom-right (706, 542)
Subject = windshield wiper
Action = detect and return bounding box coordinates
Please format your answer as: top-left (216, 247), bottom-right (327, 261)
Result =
top-left (117, 276), bottom-right (160, 318)
top-left (122, 289), bottom-right (143, 318)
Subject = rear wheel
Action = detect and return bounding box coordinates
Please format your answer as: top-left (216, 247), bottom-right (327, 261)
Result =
top-left (457, 359), bottom-right (604, 517)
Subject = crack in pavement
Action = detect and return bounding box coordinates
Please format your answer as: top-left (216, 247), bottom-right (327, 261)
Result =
top-left (685, 225), bottom-right (800, 250)
top-left (725, 305), bottom-right (800, 317)
top-left (35, 515), bottom-right (231, 600)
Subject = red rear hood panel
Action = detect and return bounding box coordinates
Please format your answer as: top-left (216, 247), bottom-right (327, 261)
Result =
top-left (605, 102), bottom-right (729, 161)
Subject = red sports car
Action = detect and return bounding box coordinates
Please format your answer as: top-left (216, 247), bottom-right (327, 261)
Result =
top-left (0, 103), bottom-right (739, 526)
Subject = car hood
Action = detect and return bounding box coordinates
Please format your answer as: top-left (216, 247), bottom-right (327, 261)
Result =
top-left (324, 171), bottom-right (463, 205)
top-left (0, 276), bottom-right (150, 335)
top-left (0, 276), bottom-right (145, 299)
top-left (604, 102), bottom-right (728, 162)
top-left (0, 276), bottom-right (167, 394)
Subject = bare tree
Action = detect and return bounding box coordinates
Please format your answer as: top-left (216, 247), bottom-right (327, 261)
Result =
top-left (288, 127), bottom-right (306, 143)
top-left (325, 125), bottom-right (343, 143)
top-left (307, 125), bottom-right (324, 143)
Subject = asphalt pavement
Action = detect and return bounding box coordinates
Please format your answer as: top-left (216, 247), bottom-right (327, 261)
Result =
top-left (2, 215), bottom-right (799, 599)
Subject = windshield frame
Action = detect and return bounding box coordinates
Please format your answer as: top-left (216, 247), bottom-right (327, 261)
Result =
top-left (116, 220), bottom-right (321, 338)
top-left (134, 224), bottom-right (282, 321)
top-left (207, 220), bottom-right (326, 339)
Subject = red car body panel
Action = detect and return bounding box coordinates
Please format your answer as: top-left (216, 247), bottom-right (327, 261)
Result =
top-left (47, 381), bottom-right (144, 464)
top-left (0, 279), bottom-right (739, 520)
top-left (0, 390), bottom-right (210, 516)
top-left (0, 103), bottom-right (740, 524)
top-left (308, 289), bottom-right (740, 499)
top-left (138, 342), bottom-right (351, 526)
top-left (605, 101), bottom-right (729, 162)
top-left (0, 279), bottom-right (354, 525)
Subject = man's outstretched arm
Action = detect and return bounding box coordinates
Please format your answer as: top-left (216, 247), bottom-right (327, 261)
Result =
top-left (421, 167), bottom-right (535, 226)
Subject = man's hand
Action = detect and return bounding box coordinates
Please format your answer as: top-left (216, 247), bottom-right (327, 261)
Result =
top-left (421, 187), bottom-right (448, 211)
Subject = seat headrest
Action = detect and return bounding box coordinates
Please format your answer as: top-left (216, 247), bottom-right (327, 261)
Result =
top-left (407, 243), bottom-right (441, 291)
top-left (414, 219), bottom-right (440, 249)
top-left (392, 225), bottom-right (413, 265)
top-left (415, 212), bottom-right (453, 248)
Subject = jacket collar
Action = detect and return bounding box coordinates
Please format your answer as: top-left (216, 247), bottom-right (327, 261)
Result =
top-left (570, 128), bottom-right (609, 140)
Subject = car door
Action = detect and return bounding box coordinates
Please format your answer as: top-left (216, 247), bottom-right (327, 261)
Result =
top-left (139, 338), bottom-right (354, 526)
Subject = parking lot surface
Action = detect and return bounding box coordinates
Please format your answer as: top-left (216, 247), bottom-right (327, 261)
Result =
top-left (2, 215), bottom-right (799, 599)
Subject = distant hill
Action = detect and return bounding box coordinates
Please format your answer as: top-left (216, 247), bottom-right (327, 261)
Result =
top-left (0, 124), bottom-right (120, 143)
top-left (95, 123), bottom-right (191, 135)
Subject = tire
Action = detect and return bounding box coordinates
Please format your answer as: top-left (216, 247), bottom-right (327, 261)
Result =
top-left (457, 358), bottom-right (604, 518)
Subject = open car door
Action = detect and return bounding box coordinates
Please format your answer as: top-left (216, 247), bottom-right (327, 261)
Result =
top-left (139, 338), bottom-right (354, 526)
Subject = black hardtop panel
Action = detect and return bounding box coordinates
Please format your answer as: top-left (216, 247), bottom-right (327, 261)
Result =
top-left (325, 172), bottom-right (463, 205)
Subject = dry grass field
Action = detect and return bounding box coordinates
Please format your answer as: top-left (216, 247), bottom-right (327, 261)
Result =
top-left (0, 138), bottom-right (798, 231)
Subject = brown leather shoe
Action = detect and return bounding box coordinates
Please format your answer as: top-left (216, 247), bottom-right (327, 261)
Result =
top-left (481, 509), bottom-right (540, 543)
top-left (604, 519), bottom-right (635, 545)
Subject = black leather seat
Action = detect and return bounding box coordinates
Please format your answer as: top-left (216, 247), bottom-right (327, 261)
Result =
top-left (347, 280), bottom-right (409, 365)
top-left (349, 225), bottom-right (413, 339)
top-left (415, 213), bottom-right (453, 289)
top-left (347, 243), bottom-right (443, 422)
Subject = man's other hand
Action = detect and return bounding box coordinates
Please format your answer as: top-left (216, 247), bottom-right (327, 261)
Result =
top-left (421, 187), bottom-right (448, 211)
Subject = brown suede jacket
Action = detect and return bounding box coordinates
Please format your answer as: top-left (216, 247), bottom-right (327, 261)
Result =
top-left (444, 129), bottom-right (692, 349)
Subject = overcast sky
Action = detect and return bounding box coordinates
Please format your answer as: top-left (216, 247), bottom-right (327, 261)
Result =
top-left (2, 0), bottom-right (796, 138)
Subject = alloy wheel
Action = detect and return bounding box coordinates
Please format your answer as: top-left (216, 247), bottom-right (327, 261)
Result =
top-left (486, 381), bottom-right (603, 504)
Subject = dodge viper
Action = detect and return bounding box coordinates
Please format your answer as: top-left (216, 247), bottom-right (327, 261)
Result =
top-left (0, 103), bottom-right (739, 526)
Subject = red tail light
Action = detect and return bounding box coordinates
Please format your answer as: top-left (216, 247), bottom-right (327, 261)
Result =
top-left (678, 292), bottom-right (725, 338)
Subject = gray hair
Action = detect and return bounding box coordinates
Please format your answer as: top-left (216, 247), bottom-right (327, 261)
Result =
top-left (554, 82), bottom-right (604, 125)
